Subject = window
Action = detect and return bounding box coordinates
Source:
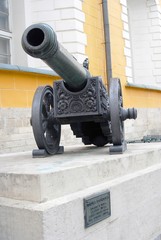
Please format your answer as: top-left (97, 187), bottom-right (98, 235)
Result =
top-left (0, 0), bottom-right (11, 64)
top-left (0, 37), bottom-right (10, 63)
top-left (0, 0), bottom-right (9, 31)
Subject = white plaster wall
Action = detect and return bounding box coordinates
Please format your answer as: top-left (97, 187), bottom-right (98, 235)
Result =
top-left (9, 0), bottom-right (86, 68)
top-left (25, 0), bottom-right (87, 69)
top-left (155, 235), bottom-right (161, 240)
top-left (0, 108), bottom-right (82, 154)
top-left (127, 0), bottom-right (161, 87)
top-left (10, 0), bottom-right (32, 66)
top-left (120, 0), bottom-right (133, 83)
top-left (127, 0), bottom-right (154, 85)
top-left (125, 108), bottom-right (161, 141)
top-left (0, 108), bottom-right (36, 154)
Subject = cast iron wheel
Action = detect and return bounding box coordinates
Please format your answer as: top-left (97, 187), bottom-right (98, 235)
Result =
top-left (31, 85), bottom-right (61, 154)
top-left (109, 78), bottom-right (125, 146)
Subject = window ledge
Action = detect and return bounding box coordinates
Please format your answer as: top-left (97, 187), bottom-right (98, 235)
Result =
top-left (126, 82), bottom-right (161, 92)
top-left (0, 63), bottom-right (58, 76)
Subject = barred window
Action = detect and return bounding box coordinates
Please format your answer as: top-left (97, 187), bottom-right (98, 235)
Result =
top-left (0, 0), bottom-right (11, 64)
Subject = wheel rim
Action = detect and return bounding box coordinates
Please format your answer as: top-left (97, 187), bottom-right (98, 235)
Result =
top-left (31, 85), bottom-right (61, 154)
top-left (109, 78), bottom-right (124, 145)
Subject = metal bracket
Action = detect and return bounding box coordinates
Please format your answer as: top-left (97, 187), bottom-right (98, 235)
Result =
top-left (32, 146), bottom-right (64, 158)
top-left (109, 141), bottom-right (127, 154)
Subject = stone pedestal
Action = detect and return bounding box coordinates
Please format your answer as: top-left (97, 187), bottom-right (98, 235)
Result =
top-left (0, 143), bottom-right (161, 240)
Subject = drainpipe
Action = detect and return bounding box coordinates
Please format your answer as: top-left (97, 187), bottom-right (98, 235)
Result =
top-left (102, 0), bottom-right (112, 87)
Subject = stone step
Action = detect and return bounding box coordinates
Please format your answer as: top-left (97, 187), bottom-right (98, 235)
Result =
top-left (0, 143), bottom-right (161, 203)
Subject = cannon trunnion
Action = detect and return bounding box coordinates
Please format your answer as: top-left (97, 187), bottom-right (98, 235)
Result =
top-left (22, 23), bottom-right (137, 157)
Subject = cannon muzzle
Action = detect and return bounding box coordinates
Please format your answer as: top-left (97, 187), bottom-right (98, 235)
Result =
top-left (22, 23), bottom-right (91, 91)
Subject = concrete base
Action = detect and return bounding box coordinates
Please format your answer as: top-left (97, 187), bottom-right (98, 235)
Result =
top-left (0, 143), bottom-right (161, 240)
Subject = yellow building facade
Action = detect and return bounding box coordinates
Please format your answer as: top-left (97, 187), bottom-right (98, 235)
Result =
top-left (1, 0), bottom-right (161, 108)
top-left (0, 66), bottom-right (58, 108)
top-left (83, 0), bottom-right (161, 108)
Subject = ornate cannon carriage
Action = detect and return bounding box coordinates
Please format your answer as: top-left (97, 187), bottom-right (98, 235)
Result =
top-left (22, 23), bottom-right (137, 157)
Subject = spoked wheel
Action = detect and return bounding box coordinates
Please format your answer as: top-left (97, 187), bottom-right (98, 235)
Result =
top-left (109, 78), bottom-right (125, 147)
top-left (31, 85), bottom-right (61, 155)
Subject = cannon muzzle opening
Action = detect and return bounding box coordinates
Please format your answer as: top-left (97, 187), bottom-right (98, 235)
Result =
top-left (26, 28), bottom-right (44, 46)
top-left (22, 23), bottom-right (91, 91)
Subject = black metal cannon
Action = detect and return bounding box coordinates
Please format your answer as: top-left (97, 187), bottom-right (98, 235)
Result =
top-left (22, 23), bottom-right (137, 157)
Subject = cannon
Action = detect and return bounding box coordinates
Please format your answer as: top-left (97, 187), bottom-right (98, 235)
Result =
top-left (22, 23), bottom-right (137, 157)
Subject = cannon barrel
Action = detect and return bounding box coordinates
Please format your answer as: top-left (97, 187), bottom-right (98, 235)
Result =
top-left (21, 23), bottom-right (91, 91)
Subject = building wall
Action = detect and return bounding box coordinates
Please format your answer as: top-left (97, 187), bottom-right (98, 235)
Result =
top-left (107, 0), bottom-right (161, 141)
top-left (0, 0), bottom-right (110, 154)
top-left (108, 0), bottom-right (127, 84)
top-left (0, 67), bottom-right (58, 108)
top-left (0, 66), bottom-right (60, 153)
top-left (82, 0), bottom-right (107, 87)
top-left (108, 0), bottom-right (161, 106)
top-left (10, 0), bottom-right (161, 109)
top-left (0, 108), bottom-right (36, 153)
top-left (27, 0), bottom-right (87, 69)
top-left (5, 0), bottom-right (161, 109)
top-left (128, 0), bottom-right (161, 86)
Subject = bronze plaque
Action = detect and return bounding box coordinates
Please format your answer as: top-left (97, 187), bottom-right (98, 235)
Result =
top-left (84, 190), bottom-right (111, 228)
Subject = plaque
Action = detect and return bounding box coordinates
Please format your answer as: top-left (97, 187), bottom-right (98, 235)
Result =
top-left (84, 190), bottom-right (111, 228)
